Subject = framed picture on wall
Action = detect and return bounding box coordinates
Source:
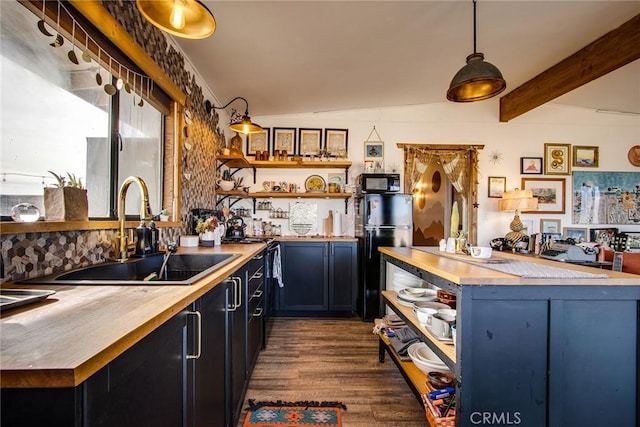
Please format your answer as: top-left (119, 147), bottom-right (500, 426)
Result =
top-left (298, 128), bottom-right (322, 157)
top-left (544, 143), bottom-right (571, 175)
top-left (572, 145), bottom-right (599, 167)
top-left (488, 176), bottom-right (506, 198)
top-left (520, 157), bottom-right (543, 174)
top-left (246, 127), bottom-right (270, 157)
top-left (324, 128), bottom-right (349, 158)
top-left (521, 177), bottom-right (566, 214)
top-left (563, 227), bottom-right (588, 242)
top-left (589, 228), bottom-right (618, 245)
top-left (273, 127), bottom-right (296, 156)
top-left (364, 141), bottom-right (384, 160)
top-left (540, 218), bottom-right (561, 234)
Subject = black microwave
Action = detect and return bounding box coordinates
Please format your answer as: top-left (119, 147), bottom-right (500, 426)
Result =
top-left (356, 173), bottom-right (401, 194)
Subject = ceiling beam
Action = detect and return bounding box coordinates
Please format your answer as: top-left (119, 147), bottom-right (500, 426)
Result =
top-left (499, 13), bottom-right (640, 122)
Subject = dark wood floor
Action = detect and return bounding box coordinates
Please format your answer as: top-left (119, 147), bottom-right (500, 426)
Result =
top-left (237, 318), bottom-right (428, 426)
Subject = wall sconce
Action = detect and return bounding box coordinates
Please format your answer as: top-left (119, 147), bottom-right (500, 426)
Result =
top-left (498, 189), bottom-right (538, 243)
top-left (447, 0), bottom-right (506, 102)
top-left (137, 0), bottom-right (216, 39)
top-left (207, 97), bottom-right (264, 134)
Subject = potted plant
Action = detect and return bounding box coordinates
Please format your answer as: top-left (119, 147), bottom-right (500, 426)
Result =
top-left (217, 169), bottom-right (236, 191)
top-left (195, 216), bottom-right (221, 246)
top-left (44, 171), bottom-right (88, 221)
top-left (159, 209), bottom-right (170, 222)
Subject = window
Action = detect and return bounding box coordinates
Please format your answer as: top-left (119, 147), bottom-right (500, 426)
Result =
top-left (0, 1), bottom-right (163, 219)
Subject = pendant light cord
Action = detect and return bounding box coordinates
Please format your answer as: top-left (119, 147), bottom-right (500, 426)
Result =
top-left (473, 0), bottom-right (477, 54)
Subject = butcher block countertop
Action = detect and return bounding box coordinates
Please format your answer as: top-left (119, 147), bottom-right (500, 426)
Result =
top-left (0, 243), bottom-right (265, 389)
top-left (275, 236), bottom-right (357, 242)
top-left (380, 246), bottom-right (640, 286)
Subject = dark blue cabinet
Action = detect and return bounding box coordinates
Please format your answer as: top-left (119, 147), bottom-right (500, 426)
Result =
top-left (1, 250), bottom-right (266, 427)
top-left (276, 241), bottom-right (356, 315)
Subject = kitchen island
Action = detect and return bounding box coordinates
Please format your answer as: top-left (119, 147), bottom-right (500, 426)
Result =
top-left (379, 246), bottom-right (639, 427)
top-left (1, 243), bottom-right (266, 426)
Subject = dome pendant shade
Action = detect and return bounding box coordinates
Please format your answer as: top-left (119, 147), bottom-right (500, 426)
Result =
top-left (229, 115), bottom-right (264, 134)
top-left (447, 53), bottom-right (506, 102)
top-left (136, 0), bottom-right (216, 39)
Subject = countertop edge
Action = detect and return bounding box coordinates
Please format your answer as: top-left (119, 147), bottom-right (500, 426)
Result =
top-left (0, 244), bottom-right (265, 388)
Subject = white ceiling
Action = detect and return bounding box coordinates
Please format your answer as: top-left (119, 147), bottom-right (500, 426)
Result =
top-left (174, 1), bottom-right (640, 119)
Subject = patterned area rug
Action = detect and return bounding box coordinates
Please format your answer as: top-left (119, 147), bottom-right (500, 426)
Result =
top-left (243, 400), bottom-right (346, 426)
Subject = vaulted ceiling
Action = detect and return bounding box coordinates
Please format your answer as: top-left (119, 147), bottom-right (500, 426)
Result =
top-left (174, 1), bottom-right (640, 120)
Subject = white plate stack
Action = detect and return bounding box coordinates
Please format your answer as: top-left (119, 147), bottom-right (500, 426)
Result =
top-left (407, 342), bottom-right (451, 374)
top-left (392, 269), bottom-right (424, 292)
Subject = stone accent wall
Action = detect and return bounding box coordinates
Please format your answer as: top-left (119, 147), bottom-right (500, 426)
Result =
top-left (1, 1), bottom-right (223, 282)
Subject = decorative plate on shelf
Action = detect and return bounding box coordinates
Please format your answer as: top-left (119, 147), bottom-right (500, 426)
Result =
top-left (305, 175), bottom-right (326, 192)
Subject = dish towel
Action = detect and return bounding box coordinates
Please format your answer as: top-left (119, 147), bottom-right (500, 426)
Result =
top-left (273, 245), bottom-right (284, 288)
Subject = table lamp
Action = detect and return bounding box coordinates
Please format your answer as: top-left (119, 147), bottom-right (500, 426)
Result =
top-left (498, 189), bottom-right (538, 244)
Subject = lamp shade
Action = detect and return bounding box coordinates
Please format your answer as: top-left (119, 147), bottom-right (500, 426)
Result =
top-left (447, 53), bottom-right (506, 102)
top-left (229, 115), bottom-right (263, 134)
top-left (137, 0), bottom-right (216, 39)
top-left (498, 189), bottom-right (538, 213)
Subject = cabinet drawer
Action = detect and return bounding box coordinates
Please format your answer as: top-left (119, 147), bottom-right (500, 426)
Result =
top-left (247, 295), bottom-right (264, 321)
top-left (248, 271), bottom-right (264, 296)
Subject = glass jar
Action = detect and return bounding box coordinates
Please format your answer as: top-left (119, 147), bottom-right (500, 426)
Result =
top-left (11, 203), bottom-right (40, 222)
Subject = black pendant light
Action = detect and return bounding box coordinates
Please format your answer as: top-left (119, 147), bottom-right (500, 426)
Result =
top-left (447, 0), bottom-right (506, 102)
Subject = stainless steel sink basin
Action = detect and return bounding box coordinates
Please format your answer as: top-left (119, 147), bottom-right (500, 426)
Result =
top-left (16, 253), bottom-right (240, 286)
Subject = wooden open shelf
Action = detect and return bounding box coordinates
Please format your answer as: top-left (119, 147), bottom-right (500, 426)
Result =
top-left (249, 192), bottom-right (352, 199)
top-left (382, 290), bottom-right (456, 366)
top-left (216, 154), bottom-right (252, 169)
top-left (248, 160), bottom-right (351, 169)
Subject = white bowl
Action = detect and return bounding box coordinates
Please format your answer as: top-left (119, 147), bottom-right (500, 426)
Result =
top-left (413, 301), bottom-right (450, 311)
top-left (218, 180), bottom-right (235, 191)
top-left (407, 343), bottom-right (450, 374)
top-left (413, 343), bottom-right (446, 365)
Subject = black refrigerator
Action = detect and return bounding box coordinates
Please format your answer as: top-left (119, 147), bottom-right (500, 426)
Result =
top-left (355, 193), bottom-right (413, 321)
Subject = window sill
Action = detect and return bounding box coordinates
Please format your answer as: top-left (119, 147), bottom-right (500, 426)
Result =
top-left (0, 220), bottom-right (181, 235)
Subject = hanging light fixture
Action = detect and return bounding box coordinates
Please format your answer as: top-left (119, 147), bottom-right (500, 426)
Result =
top-left (447, 0), bottom-right (506, 102)
top-left (207, 97), bottom-right (264, 134)
top-left (136, 0), bottom-right (216, 39)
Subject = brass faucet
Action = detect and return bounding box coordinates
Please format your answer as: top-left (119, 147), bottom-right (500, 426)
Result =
top-left (114, 176), bottom-right (154, 262)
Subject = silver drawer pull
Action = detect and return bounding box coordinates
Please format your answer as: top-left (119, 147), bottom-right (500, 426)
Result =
top-left (251, 272), bottom-right (264, 280)
top-left (252, 307), bottom-right (263, 317)
top-left (253, 254), bottom-right (264, 260)
top-left (186, 310), bottom-right (202, 360)
top-left (252, 289), bottom-right (263, 298)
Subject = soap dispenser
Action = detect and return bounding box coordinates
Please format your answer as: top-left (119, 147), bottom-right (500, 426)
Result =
top-left (135, 220), bottom-right (152, 256)
top-left (149, 220), bottom-right (159, 253)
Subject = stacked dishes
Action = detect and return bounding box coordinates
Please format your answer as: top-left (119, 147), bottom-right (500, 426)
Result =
top-left (397, 287), bottom-right (437, 307)
top-left (392, 269), bottom-right (424, 291)
top-left (407, 342), bottom-right (451, 374)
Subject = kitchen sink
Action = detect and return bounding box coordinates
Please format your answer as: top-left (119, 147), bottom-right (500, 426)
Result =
top-left (16, 253), bottom-right (241, 286)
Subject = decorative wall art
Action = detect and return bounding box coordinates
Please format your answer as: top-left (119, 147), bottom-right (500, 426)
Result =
top-left (520, 157), bottom-right (543, 174)
top-left (488, 176), bottom-right (506, 198)
top-left (544, 143), bottom-right (571, 175)
top-left (273, 127), bottom-right (296, 156)
top-left (589, 227), bottom-right (618, 245)
top-left (626, 232), bottom-right (640, 251)
top-left (521, 177), bottom-right (566, 214)
top-left (572, 145), bottom-right (599, 168)
top-left (572, 171), bottom-right (640, 224)
top-left (298, 128), bottom-right (323, 157)
top-left (540, 218), bottom-right (561, 234)
top-left (324, 128), bottom-right (349, 158)
top-left (627, 145), bottom-right (640, 167)
top-left (246, 128), bottom-right (270, 156)
top-left (562, 227), bottom-right (588, 242)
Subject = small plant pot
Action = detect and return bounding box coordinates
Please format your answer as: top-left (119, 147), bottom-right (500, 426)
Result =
top-left (218, 180), bottom-right (235, 191)
top-left (44, 187), bottom-right (88, 221)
